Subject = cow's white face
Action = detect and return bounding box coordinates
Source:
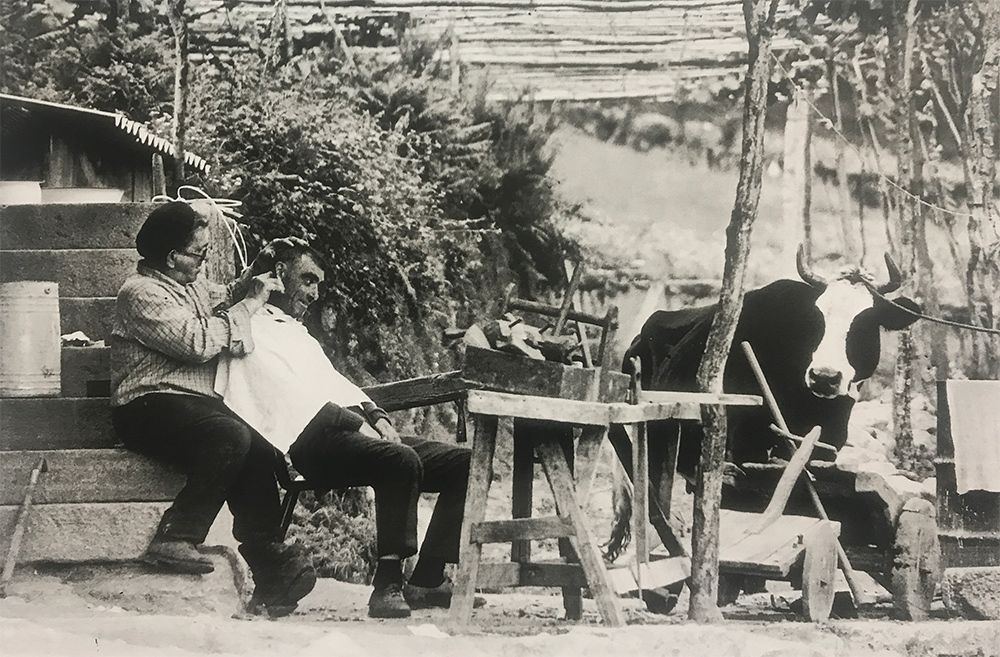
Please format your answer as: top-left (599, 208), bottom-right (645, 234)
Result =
top-left (806, 278), bottom-right (873, 399)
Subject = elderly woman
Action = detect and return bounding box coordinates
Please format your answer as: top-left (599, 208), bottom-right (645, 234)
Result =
top-left (110, 201), bottom-right (315, 617)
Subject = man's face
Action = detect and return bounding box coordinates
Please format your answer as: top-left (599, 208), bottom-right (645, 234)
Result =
top-left (277, 253), bottom-right (324, 319)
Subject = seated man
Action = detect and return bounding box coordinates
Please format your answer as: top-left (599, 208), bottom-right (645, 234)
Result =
top-left (215, 238), bottom-right (474, 619)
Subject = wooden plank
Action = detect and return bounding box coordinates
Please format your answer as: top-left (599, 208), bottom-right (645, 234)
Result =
top-left (61, 346), bottom-right (111, 398)
top-left (610, 556), bottom-right (692, 594)
top-left (0, 502), bottom-right (167, 562)
top-left (0, 398), bottom-right (115, 450)
top-left (466, 390), bottom-right (611, 425)
top-left (476, 561), bottom-right (593, 589)
top-left (471, 517), bottom-right (573, 543)
top-left (361, 371), bottom-right (468, 411)
top-left (511, 434), bottom-right (534, 563)
top-left (475, 562), bottom-right (521, 588)
top-left (636, 390), bottom-right (762, 407)
top-left (0, 203), bottom-right (152, 250)
top-left (537, 439), bottom-right (625, 626)
top-left (448, 415), bottom-right (498, 630)
top-left (0, 249), bottom-right (137, 297)
top-left (719, 511), bottom-right (841, 577)
top-left (61, 297), bottom-right (117, 341)
top-left (462, 346), bottom-right (602, 402)
top-left (608, 401), bottom-right (700, 422)
top-left (0, 449), bottom-right (183, 505)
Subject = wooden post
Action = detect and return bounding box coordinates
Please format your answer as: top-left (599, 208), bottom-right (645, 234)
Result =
top-left (828, 59), bottom-right (859, 262)
top-left (781, 86), bottom-right (812, 273)
top-left (688, 0), bottom-right (781, 623)
top-left (166, 0), bottom-right (189, 184)
top-left (152, 154), bottom-right (167, 197)
top-left (450, 27), bottom-right (462, 95)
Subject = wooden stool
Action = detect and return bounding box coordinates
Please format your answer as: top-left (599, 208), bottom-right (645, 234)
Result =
top-left (448, 390), bottom-right (626, 629)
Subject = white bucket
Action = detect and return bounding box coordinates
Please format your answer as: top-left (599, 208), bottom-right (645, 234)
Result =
top-left (0, 281), bottom-right (61, 397)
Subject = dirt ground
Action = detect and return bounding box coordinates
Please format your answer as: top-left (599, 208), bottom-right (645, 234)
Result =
top-left (3, 575), bottom-right (999, 657)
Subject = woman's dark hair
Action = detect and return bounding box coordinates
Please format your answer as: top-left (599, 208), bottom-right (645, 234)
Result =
top-left (135, 201), bottom-right (209, 266)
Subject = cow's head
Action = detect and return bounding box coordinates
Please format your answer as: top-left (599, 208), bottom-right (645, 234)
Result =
top-left (797, 247), bottom-right (921, 399)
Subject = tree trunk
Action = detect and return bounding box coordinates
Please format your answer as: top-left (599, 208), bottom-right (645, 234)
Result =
top-left (781, 87), bottom-right (812, 274)
top-left (885, 0), bottom-right (920, 468)
top-left (166, 0), bottom-right (189, 184)
top-left (688, 0), bottom-right (781, 623)
top-left (851, 55), bottom-right (897, 257)
top-left (964, 0), bottom-right (1000, 379)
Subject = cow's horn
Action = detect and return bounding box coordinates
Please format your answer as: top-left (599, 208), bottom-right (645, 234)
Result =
top-left (878, 252), bottom-right (902, 294)
top-left (796, 244), bottom-right (828, 289)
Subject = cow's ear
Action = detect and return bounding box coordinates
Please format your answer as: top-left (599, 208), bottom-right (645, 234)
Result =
top-left (874, 296), bottom-right (921, 330)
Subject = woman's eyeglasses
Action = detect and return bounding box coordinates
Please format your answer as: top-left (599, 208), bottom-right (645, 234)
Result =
top-left (176, 248), bottom-right (209, 265)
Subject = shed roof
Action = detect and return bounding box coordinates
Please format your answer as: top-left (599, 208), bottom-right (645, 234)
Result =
top-left (0, 94), bottom-right (210, 173)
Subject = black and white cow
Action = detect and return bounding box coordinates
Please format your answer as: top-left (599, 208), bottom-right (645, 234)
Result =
top-left (606, 249), bottom-right (921, 559)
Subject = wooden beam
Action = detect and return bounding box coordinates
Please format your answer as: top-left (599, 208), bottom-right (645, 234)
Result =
top-left (362, 371), bottom-right (468, 411)
top-left (466, 390), bottom-right (611, 426)
top-left (470, 517), bottom-right (574, 543)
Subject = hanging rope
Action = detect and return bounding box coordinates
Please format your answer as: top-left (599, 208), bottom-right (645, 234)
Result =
top-left (152, 185), bottom-right (250, 269)
top-left (862, 281), bottom-right (1000, 336)
top-left (769, 53), bottom-right (990, 222)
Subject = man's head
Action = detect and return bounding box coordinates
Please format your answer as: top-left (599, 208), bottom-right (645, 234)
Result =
top-left (136, 201), bottom-right (210, 285)
top-left (263, 238), bottom-right (325, 319)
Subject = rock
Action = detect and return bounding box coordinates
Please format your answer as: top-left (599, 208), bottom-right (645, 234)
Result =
top-left (941, 566), bottom-right (1000, 619)
top-left (5, 550), bottom-right (244, 617)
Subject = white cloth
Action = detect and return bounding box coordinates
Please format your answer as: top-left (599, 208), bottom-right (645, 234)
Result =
top-left (215, 304), bottom-right (372, 452)
top-left (945, 379), bottom-right (1000, 494)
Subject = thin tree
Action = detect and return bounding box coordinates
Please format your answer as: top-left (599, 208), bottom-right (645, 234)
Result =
top-left (166, 0), bottom-right (189, 183)
top-left (688, 0), bottom-right (781, 623)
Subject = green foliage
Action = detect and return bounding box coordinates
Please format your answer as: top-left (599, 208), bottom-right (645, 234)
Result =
top-left (0, 0), bottom-right (173, 121)
top-left (288, 489), bottom-right (377, 582)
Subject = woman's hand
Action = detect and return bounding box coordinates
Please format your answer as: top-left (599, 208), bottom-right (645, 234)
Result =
top-left (245, 271), bottom-right (284, 303)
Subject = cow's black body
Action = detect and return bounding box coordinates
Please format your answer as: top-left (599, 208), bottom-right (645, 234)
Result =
top-left (627, 279), bottom-right (856, 474)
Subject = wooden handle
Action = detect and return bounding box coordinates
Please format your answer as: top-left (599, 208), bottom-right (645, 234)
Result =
top-left (753, 426), bottom-right (820, 532)
top-left (739, 341), bottom-right (872, 606)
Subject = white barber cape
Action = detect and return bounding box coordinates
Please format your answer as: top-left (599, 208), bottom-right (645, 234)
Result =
top-left (215, 304), bottom-right (372, 452)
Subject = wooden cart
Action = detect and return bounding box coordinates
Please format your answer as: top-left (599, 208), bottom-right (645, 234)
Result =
top-left (719, 460), bottom-right (940, 619)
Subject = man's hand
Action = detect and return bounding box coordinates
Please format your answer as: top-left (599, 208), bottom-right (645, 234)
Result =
top-left (374, 418), bottom-right (400, 443)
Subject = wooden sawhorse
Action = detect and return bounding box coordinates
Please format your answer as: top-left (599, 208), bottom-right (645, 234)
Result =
top-left (448, 390), bottom-right (626, 628)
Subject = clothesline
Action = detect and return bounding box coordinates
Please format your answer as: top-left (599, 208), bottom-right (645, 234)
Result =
top-left (769, 53), bottom-right (979, 221)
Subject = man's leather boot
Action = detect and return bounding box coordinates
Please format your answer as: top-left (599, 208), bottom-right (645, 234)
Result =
top-left (239, 542), bottom-right (317, 618)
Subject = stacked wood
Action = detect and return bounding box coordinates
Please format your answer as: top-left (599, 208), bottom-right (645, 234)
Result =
top-left (185, 0), bottom-right (803, 102)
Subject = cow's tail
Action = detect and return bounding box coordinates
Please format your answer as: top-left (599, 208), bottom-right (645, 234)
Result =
top-left (604, 424), bottom-right (633, 562)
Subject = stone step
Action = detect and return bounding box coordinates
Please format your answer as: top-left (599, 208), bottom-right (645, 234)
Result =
top-left (61, 345), bottom-right (111, 397)
top-left (0, 397), bottom-right (115, 450)
top-left (0, 203), bottom-right (155, 250)
top-left (62, 296), bottom-right (116, 340)
top-left (0, 248), bottom-right (136, 297)
top-left (0, 449), bottom-right (182, 505)
top-left (0, 501), bottom-right (167, 562)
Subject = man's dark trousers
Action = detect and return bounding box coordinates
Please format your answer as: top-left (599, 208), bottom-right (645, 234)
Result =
top-left (288, 403), bottom-right (471, 562)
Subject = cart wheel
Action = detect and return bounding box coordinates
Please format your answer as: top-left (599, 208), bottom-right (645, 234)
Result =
top-left (801, 521), bottom-right (838, 622)
top-left (891, 497), bottom-right (941, 621)
top-left (717, 574), bottom-right (743, 607)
